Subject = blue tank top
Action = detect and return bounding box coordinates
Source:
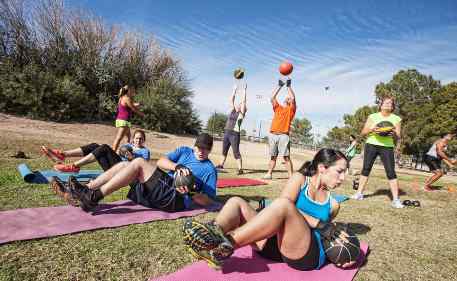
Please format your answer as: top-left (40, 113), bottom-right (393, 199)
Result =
top-left (295, 178), bottom-right (332, 269)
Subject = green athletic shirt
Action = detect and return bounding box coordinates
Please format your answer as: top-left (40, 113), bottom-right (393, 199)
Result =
top-left (365, 112), bottom-right (401, 148)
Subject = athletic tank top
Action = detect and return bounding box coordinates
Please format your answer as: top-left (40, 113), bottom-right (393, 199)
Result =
top-left (365, 112), bottom-right (401, 148)
top-left (295, 178), bottom-right (331, 269)
top-left (427, 141), bottom-right (446, 159)
top-left (224, 109), bottom-right (244, 132)
top-left (116, 98), bottom-right (132, 121)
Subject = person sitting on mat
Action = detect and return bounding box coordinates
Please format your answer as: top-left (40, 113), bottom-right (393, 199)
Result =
top-left (423, 131), bottom-right (456, 191)
top-left (41, 129), bottom-right (150, 173)
top-left (112, 85), bottom-right (145, 153)
top-left (216, 83), bottom-right (247, 175)
top-left (182, 148), bottom-right (354, 270)
top-left (53, 133), bottom-right (217, 213)
top-left (351, 96), bottom-right (404, 209)
top-left (263, 78), bottom-right (296, 180)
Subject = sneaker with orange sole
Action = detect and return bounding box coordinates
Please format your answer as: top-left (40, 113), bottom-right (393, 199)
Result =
top-left (54, 163), bottom-right (80, 173)
top-left (40, 146), bottom-right (65, 162)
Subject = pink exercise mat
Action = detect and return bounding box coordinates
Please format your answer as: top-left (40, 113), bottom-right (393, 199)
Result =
top-left (217, 178), bottom-right (267, 188)
top-left (151, 243), bottom-right (369, 281)
top-left (0, 200), bottom-right (218, 245)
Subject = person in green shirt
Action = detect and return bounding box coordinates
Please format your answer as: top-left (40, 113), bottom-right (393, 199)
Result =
top-left (351, 96), bottom-right (404, 209)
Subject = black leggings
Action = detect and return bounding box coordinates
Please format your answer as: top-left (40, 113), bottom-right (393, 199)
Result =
top-left (80, 143), bottom-right (122, 171)
top-left (256, 233), bottom-right (320, 271)
top-left (361, 143), bottom-right (397, 180)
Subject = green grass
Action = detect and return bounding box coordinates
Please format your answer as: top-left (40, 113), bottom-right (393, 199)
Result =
top-left (1, 139), bottom-right (457, 281)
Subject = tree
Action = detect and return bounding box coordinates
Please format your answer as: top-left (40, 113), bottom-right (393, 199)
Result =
top-left (429, 82), bottom-right (457, 154)
top-left (374, 69), bottom-right (442, 154)
top-left (0, 0), bottom-right (203, 133)
top-left (290, 117), bottom-right (313, 144)
top-left (206, 112), bottom-right (227, 136)
top-left (323, 105), bottom-right (377, 148)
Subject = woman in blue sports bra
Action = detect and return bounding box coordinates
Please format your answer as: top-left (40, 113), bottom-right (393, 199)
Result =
top-left (183, 148), bottom-right (355, 270)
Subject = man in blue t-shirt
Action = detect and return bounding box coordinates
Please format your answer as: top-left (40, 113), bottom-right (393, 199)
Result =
top-left (54, 133), bottom-right (218, 213)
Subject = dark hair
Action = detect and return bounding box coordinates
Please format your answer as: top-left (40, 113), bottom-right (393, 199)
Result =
top-left (298, 148), bottom-right (347, 177)
top-left (133, 129), bottom-right (146, 141)
top-left (195, 133), bottom-right (213, 150)
top-left (350, 134), bottom-right (356, 140)
top-left (378, 96), bottom-right (396, 111)
top-left (119, 85), bottom-right (133, 97)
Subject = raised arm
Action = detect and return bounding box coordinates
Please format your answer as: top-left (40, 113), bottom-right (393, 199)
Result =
top-left (286, 80), bottom-right (296, 106)
top-left (270, 80), bottom-right (284, 105)
top-left (229, 84), bottom-right (237, 111)
top-left (240, 83), bottom-right (247, 114)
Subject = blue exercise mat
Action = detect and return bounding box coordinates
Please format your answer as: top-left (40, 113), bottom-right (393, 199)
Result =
top-left (17, 163), bottom-right (102, 184)
top-left (332, 193), bottom-right (349, 203)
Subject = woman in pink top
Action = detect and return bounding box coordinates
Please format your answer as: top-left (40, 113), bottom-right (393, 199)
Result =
top-left (112, 85), bottom-right (145, 152)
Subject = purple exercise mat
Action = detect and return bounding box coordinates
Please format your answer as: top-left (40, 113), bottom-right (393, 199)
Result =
top-left (151, 243), bottom-right (369, 281)
top-left (0, 200), bottom-right (216, 244)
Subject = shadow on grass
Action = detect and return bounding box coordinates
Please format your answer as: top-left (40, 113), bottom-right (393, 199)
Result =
top-left (363, 188), bottom-right (407, 200)
top-left (238, 169), bottom-right (269, 175)
top-left (346, 222), bottom-right (371, 235)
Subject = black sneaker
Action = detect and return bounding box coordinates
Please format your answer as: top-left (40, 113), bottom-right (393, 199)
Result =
top-left (67, 176), bottom-right (98, 212)
top-left (49, 176), bottom-right (79, 206)
top-left (67, 176), bottom-right (87, 198)
top-left (236, 169), bottom-right (244, 175)
top-left (182, 219), bottom-right (234, 270)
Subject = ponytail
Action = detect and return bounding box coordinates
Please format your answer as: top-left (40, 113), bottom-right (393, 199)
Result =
top-left (298, 148), bottom-right (347, 177)
top-left (298, 161), bottom-right (317, 177)
top-left (119, 85), bottom-right (129, 97)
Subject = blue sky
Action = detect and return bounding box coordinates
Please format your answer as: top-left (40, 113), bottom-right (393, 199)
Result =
top-left (68, 0), bottom-right (457, 138)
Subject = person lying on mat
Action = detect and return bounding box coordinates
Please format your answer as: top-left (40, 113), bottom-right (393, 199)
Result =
top-left (41, 129), bottom-right (150, 173)
top-left (53, 133), bottom-right (217, 213)
top-left (182, 148), bottom-right (354, 270)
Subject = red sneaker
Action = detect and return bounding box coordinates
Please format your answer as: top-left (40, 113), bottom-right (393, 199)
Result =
top-left (40, 146), bottom-right (65, 162)
top-left (54, 163), bottom-right (80, 173)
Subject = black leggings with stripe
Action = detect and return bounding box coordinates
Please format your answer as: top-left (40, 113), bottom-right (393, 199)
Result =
top-left (361, 143), bottom-right (397, 180)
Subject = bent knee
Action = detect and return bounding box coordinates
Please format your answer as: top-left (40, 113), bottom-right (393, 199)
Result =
top-left (227, 196), bottom-right (248, 206)
top-left (129, 157), bottom-right (148, 169)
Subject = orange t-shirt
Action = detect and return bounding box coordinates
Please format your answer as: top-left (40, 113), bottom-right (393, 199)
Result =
top-left (270, 100), bottom-right (296, 134)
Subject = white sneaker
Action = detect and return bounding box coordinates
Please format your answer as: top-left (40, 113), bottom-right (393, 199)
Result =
top-left (391, 199), bottom-right (404, 209)
top-left (351, 193), bottom-right (364, 200)
top-left (262, 174), bottom-right (272, 180)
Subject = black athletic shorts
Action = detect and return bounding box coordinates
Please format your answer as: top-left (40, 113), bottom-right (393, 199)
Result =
top-left (80, 143), bottom-right (122, 171)
top-left (361, 143), bottom-right (397, 180)
top-left (256, 232), bottom-right (320, 271)
top-left (424, 155), bottom-right (442, 171)
top-left (222, 130), bottom-right (241, 159)
top-left (127, 168), bottom-right (185, 212)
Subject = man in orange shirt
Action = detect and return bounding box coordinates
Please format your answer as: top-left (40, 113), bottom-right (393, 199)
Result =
top-left (263, 79), bottom-right (296, 179)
